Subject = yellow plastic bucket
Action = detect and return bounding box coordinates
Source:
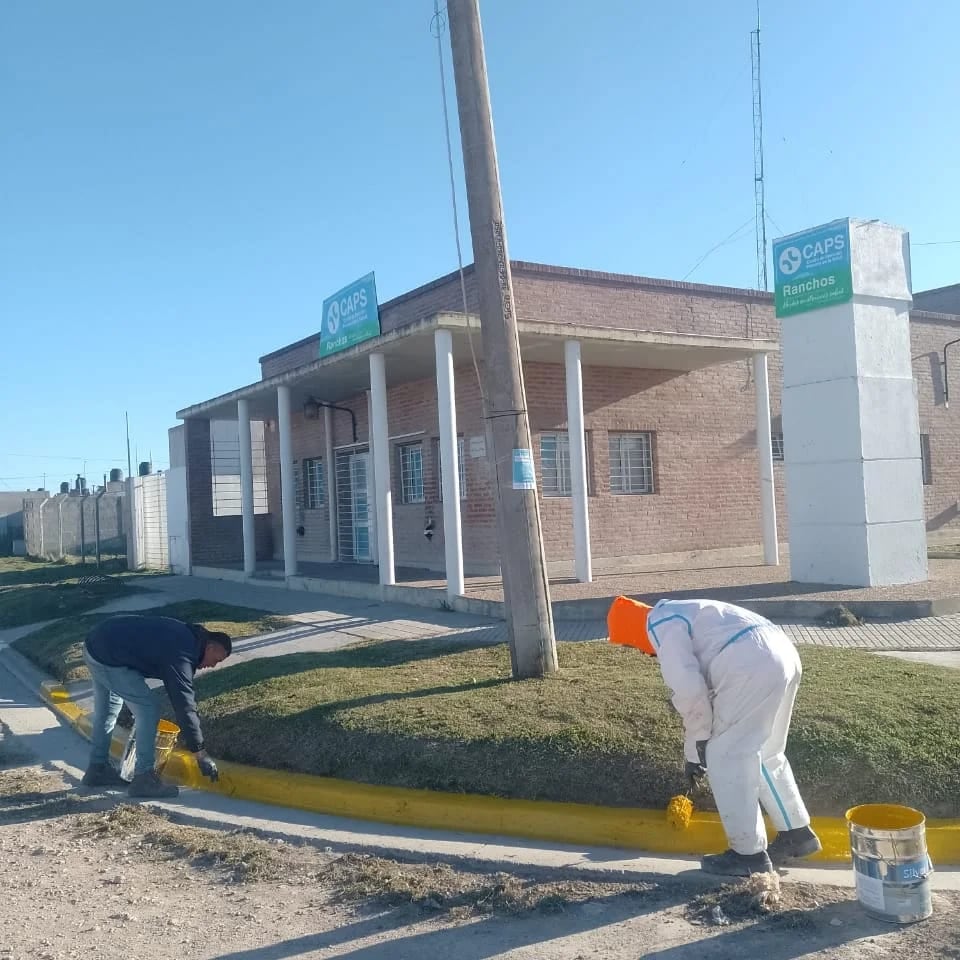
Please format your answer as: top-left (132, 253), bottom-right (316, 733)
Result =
top-left (846, 804), bottom-right (933, 924)
top-left (120, 719), bottom-right (181, 781)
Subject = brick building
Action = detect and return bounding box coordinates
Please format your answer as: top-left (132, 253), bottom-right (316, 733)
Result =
top-left (171, 261), bottom-right (959, 593)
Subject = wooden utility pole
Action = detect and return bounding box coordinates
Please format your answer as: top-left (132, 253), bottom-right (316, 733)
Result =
top-left (447, 0), bottom-right (557, 678)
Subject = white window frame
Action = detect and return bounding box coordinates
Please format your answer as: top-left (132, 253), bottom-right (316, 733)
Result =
top-left (304, 457), bottom-right (325, 510)
top-left (437, 436), bottom-right (467, 501)
top-left (771, 432), bottom-right (785, 463)
top-left (398, 442), bottom-right (425, 504)
top-left (608, 431), bottom-right (656, 495)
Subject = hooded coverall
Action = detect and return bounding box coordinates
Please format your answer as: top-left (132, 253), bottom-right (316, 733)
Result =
top-left (648, 598), bottom-right (811, 855)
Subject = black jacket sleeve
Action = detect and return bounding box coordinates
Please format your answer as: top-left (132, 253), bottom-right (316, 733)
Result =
top-left (161, 656), bottom-right (204, 753)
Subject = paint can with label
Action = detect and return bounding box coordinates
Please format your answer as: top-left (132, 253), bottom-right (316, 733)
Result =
top-left (846, 804), bottom-right (933, 924)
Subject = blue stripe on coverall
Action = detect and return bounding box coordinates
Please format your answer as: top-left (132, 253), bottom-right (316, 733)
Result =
top-left (647, 615), bottom-right (693, 651)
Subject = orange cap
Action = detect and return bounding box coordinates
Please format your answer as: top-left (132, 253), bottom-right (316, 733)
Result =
top-left (607, 596), bottom-right (656, 656)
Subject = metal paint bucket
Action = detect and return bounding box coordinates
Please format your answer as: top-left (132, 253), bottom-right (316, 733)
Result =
top-left (846, 804), bottom-right (933, 924)
top-left (119, 719), bottom-right (181, 781)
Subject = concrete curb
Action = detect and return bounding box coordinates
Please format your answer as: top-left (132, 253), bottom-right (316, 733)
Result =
top-left (191, 565), bottom-right (960, 623)
top-left (8, 646), bottom-right (957, 867)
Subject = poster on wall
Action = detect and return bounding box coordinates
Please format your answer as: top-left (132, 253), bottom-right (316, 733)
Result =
top-left (320, 272), bottom-right (381, 358)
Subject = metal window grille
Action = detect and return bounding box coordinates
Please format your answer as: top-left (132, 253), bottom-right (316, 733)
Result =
top-left (771, 432), bottom-right (785, 462)
top-left (210, 420), bottom-right (269, 517)
top-left (335, 450), bottom-right (372, 563)
top-left (399, 443), bottom-right (425, 504)
top-left (921, 434), bottom-right (933, 486)
top-left (609, 432), bottom-right (655, 495)
top-left (436, 437), bottom-right (467, 500)
top-left (303, 457), bottom-right (325, 509)
top-left (540, 433), bottom-right (572, 497)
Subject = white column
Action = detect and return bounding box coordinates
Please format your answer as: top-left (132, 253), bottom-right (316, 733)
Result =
top-left (323, 405), bottom-right (337, 562)
top-left (369, 353), bottom-right (395, 585)
top-left (435, 329), bottom-right (465, 598)
top-left (564, 340), bottom-right (592, 583)
top-left (365, 389), bottom-right (377, 557)
top-left (237, 399), bottom-right (256, 576)
top-left (753, 353), bottom-right (780, 566)
top-left (277, 385), bottom-right (298, 578)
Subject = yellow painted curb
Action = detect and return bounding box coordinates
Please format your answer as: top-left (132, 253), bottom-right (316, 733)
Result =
top-left (38, 683), bottom-right (960, 865)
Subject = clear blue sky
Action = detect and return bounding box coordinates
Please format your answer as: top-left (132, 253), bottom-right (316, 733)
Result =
top-left (2, 1), bottom-right (958, 492)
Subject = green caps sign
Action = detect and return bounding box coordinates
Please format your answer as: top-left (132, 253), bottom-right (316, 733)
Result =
top-left (773, 219), bottom-right (853, 318)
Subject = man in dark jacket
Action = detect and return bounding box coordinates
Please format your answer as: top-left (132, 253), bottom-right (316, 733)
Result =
top-left (81, 615), bottom-right (232, 798)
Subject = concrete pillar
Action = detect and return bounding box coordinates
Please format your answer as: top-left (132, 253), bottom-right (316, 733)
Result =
top-left (564, 340), bottom-right (592, 582)
top-left (778, 218), bottom-right (927, 585)
top-left (365, 389), bottom-right (377, 558)
top-left (237, 399), bottom-right (256, 576)
top-left (435, 329), bottom-right (465, 598)
top-left (323, 405), bottom-right (337, 562)
top-left (753, 353), bottom-right (779, 566)
top-left (369, 353), bottom-right (395, 585)
top-left (277, 385), bottom-right (298, 578)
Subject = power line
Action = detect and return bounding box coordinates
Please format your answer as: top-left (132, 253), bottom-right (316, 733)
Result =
top-left (914, 239), bottom-right (960, 247)
top-left (683, 216), bottom-right (757, 281)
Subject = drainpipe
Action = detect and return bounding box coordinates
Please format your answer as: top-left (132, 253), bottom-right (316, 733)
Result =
top-left (95, 486), bottom-right (107, 570)
top-left (57, 494), bottom-right (66, 558)
top-left (38, 495), bottom-right (51, 558)
top-left (943, 338), bottom-right (960, 408)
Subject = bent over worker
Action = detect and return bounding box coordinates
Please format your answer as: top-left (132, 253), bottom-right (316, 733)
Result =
top-left (608, 596), bottom-right (821, 876)
top-left (81, 614), bottom-right (231, 799)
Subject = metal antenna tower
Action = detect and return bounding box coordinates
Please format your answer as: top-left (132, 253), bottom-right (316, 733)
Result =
top-left (751, 5), bottom-right (768, 291)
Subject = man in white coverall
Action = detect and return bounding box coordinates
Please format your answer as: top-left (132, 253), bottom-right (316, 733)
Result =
top-left (608, 595), bottom-right (822, 876)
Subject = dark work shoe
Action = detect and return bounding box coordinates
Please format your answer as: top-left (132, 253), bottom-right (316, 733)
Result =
top-left (127, 771), bottom-right (179, 799)
top-left (701, 849), bottom-right (774, 877)
top-left (767, 826), bottom-right (822, 864)
top-left (80, 763), bottom-right (127, 789)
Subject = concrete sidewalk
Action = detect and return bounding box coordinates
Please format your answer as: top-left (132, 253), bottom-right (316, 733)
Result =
top-left (6, 647), bottom-right (955, 892)
top-left (110, 575), bottom-right (960, 652)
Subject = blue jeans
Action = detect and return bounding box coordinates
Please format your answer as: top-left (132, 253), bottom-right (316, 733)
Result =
top-left (84, 648), bottom-right (158, 777)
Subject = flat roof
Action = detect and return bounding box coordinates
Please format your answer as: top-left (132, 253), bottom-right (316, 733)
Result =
top-left (179, 313), bottom-right (778, 421)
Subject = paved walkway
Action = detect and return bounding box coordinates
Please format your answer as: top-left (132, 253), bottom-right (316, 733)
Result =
top-left (4, 576), bottom-right (960, 665)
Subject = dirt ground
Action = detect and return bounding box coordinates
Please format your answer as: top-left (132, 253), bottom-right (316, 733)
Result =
top-left (1, 765), bottom-right (958, 960)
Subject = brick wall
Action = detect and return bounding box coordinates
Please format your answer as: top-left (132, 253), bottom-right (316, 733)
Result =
top-left (910, 312), bottom-right (960, 541)
top-left (185, 418), bottom-right (273, 567)
top-left (186, 264), bottom-right (960, 577)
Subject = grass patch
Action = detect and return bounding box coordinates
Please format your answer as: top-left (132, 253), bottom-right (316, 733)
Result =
top-left (191, 640), bottom-right (960, 817)
top-left (0, 555), bottom-right (130, 588)
top-left (11, 600), bottom-right (293, 683)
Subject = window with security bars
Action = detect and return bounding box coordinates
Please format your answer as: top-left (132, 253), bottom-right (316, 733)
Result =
top-left (540, 433), bottom-right (573, 497)
top-left (436, 437), bottom-right (467, 500)
top-left (304, 457), bottom-right (325, 509)
top-left (608, 432), bottom-right (655, 495)
top-left (210, 419), bottom-right (269, 517)
top-left (771, 432), bottom-right (785, 462)
top-left (921, 434), bottom-right (933, 486)
top-left (398, 442), bottom-right (425, 504)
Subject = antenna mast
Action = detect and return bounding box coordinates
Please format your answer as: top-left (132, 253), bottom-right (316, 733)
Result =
top-left (751, 4), bottom-right (768, 291)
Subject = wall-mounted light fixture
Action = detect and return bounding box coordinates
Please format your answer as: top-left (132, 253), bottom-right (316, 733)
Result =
top-left (302, 397), bottom-right (358, 442)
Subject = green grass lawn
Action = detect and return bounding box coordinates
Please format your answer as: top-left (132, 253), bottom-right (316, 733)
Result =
top-left (189, 639), bottom-right (960, 818)
top-left (0, 556), bottom-right (149, 630)
top-left (11, 600), bottom-right (293, 683)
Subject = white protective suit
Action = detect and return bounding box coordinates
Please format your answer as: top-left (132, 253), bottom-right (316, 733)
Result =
top-left (648, 598), bottom-right (811, 855)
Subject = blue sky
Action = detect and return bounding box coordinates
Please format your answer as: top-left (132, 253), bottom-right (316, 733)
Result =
top-left (2, 1), bottom-right (958, 492)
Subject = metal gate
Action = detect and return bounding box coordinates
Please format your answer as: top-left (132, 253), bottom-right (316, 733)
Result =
top-left (335, 449), bottom-right (371, 563)
top-left (128, 473), bottom-right (169, 571)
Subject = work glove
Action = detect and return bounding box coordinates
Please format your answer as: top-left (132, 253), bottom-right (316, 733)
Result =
top-left (197, 755), bottom-right (219, 783)
top-left (685, 741), bottom-right (709, 791)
